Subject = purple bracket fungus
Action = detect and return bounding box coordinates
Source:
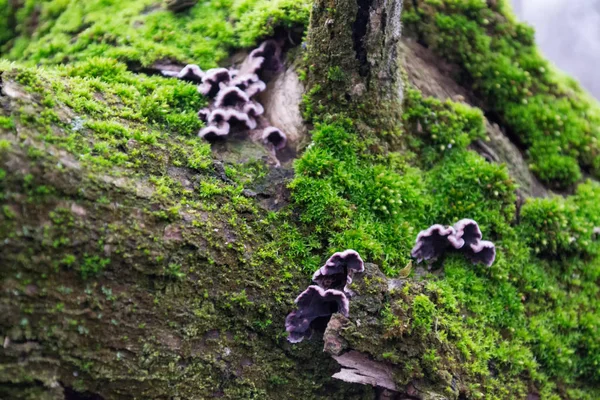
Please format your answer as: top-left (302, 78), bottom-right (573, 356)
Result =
top-left (161, 64), bottom-right (204, 83)
top-left (198, 68), bottom-right (232, 97)
top-left (312, 249), bottom-right (365, 291)
top-left (452, 219), bottom-right (482, 249)
top-left (214, 86), bottom-right (250, 108)
top-left (243, 102), bottom-right (264, 118)
top-left (231, 73), bottom-right (260, 91)
top-left (248, 39), bottom-right (283, 72)
top-left (162, 39), bottom-right (288, 158)
top-left (410, 225), bottom-right (459, 263)
top-left (463, 240), bottom-right (496, 267)
top-left (197, 108), bottom-right (210, 122)
top-left (245, 80), bottom-right (267, 98)
top-left (261, 127), bottom-right (287, 150)
top-left (411, 219), bottom-right (496, 267)
top-left (239, 56), bottom-right (265, 76)
top-left (199, 122), bottom-right (230, 141)
top-left (285, 285), bottom-right (349, 343)
top-left (208, 108), bottom-right (256, 130)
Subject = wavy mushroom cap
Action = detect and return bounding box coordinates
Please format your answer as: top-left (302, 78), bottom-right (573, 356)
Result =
top-left (285, 285), bottom-right (349, 343)
top-left (214, 86), bottom-right (250, 108)
top-left (199, 122), bottom-right (230, 141)
top-left (453, 219), bottom-right (483, 249)
top-left (312, 250), bottom-right (365, 290)
top-left (411, 224), bottom-right (457, 263)
top-left (464, 240), bottom-right (496, 267)
top-left (262, 127), bottom-right (287, 150)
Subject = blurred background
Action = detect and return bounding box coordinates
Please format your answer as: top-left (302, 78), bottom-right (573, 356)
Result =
top-left (511, 0), bottom-right (600, 99)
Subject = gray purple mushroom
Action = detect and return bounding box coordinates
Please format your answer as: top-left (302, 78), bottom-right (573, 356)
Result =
top-left (161, 64), bottom-right (204, 83)
top-left (452, 219), bottom-right (482, 249)
top-left (261, 127), bottom-right (287, 151)
top-left (162, 40), bottom-right (288, 154)
top-left (312, 249), bottom-right (365, 291)
top-left (463, 240), bottom-right (496, 267)
top-left (411, 219), bottom-right (496, 267)
top-left (286, 250), bottom-right (365, 343)
top-left (410, 224), bottom-right (460, 263)
top-left (285, 285), bottom-right (349, 343)
top-left (199, 122), bottom-right (229, 141)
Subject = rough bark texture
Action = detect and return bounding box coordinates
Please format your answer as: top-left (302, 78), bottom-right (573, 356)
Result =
top-left (306, 0), bottom-right (404, 133)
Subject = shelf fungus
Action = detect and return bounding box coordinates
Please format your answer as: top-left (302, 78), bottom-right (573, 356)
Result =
top-left (285, 285), bottom-right (349, 344)
top-left (312, 249), bottom-right (365, 292)
top-left (161, 39), bottom-right (289, 163)
top-left (411, 219), bottom-right (496, 267)
top-left (286, 250), bottom-right (365, 343)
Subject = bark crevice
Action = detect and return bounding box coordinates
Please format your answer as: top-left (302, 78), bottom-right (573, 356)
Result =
top-left (352, 0), bottom-right (373, 77)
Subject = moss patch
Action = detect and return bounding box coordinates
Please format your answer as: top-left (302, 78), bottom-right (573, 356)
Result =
top-left (403, 0), bottom-right (600, 189)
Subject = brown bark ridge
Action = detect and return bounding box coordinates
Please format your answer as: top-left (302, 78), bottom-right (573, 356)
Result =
top-left (305, 0), bottom-right (404, 134)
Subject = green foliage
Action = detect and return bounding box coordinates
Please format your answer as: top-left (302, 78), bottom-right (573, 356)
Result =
top-left (2, 0), bottom-right (311, 66)
top-left (291, 98), bottom-right (511, 274)
top-left (294, 74), bottom-right (600, 395)
top-left (520, 184), bottom-right (599, 257)
top-left (164, 263), bottom-right (186, 280)
top-left (79, 255), bottom-right (110, 279)
top-left (426, 150), bottom-right (516, 233)
top-left (403, 88), bottom-right (486, 167)
top-left (411, 293), bottom-right (436, 334)
top-left (403, 0), bottom-right (600, 189)
top-left (0, 116), bottom-right (15, 130)
top-left (1, 0), bottom-right (600, 397)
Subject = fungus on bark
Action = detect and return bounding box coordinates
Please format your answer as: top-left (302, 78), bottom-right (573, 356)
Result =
top-left (162, 40), bottom-right (288, 158)
top-left (208, 108), bottom-right (256, 130)
top-left (197, 108), bottom-right (210, 122)
top-left (286, 250), bottom-right (365, 343)
top-left (245, 80), bottom-right (267, 97)
top-left (261, 127), bottom-right (287, 150)
top-left (214, 86), bottom-right (250, 108)
top-left (411, 220), bottom-right (496, 266)
top-left (198, 68), bottom-right (232, 97)
top-left (285, 285), bottom-right (349, 343)
top-left (463, 240), bottom-right (496, 267)
top-left (161, 64), bottom-right (204, 82)
top-left (199, 122), bottom-right (229, 141)
top-left (243, 102), bottom-right (264, 118)
top-left (249, 39), bottom-right (283, 72)
top-left (410, 225), bottom-right (459, 263)
top-left (312, 249), bottom-right (365, 291)
top-left (231, 73), bottom-right (260, 91)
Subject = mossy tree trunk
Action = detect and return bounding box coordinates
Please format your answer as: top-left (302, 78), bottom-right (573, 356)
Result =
top-left (305, 0), bottom-right (404, 133)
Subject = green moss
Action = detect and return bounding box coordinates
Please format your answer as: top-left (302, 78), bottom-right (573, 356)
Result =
top-left (403, 87), bottom-right (486, 167)
top-left (520, 195), bottom-right (597, 257)
top-left (293, 65), bottom-right (600, 396)
top-left (411, 293), bottom-right (436, 334)
top-left (79, 255), bottom-right (110, 279)
top-left (403, 0), bottom-right (600, 189)
top-left (0, 116), bottom-right (15, 130)
top-left (2, 0), bottom-right (310, 66)
top-left (1, 0), bottom-right (600, 398)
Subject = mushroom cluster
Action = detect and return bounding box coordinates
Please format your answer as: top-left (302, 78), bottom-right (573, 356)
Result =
top-left (285, 250), bottom-right (365, 343)
top-left (411, 219), bottom-right (496, 267)
top-left (161, 40), bottom-right (287, 154)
